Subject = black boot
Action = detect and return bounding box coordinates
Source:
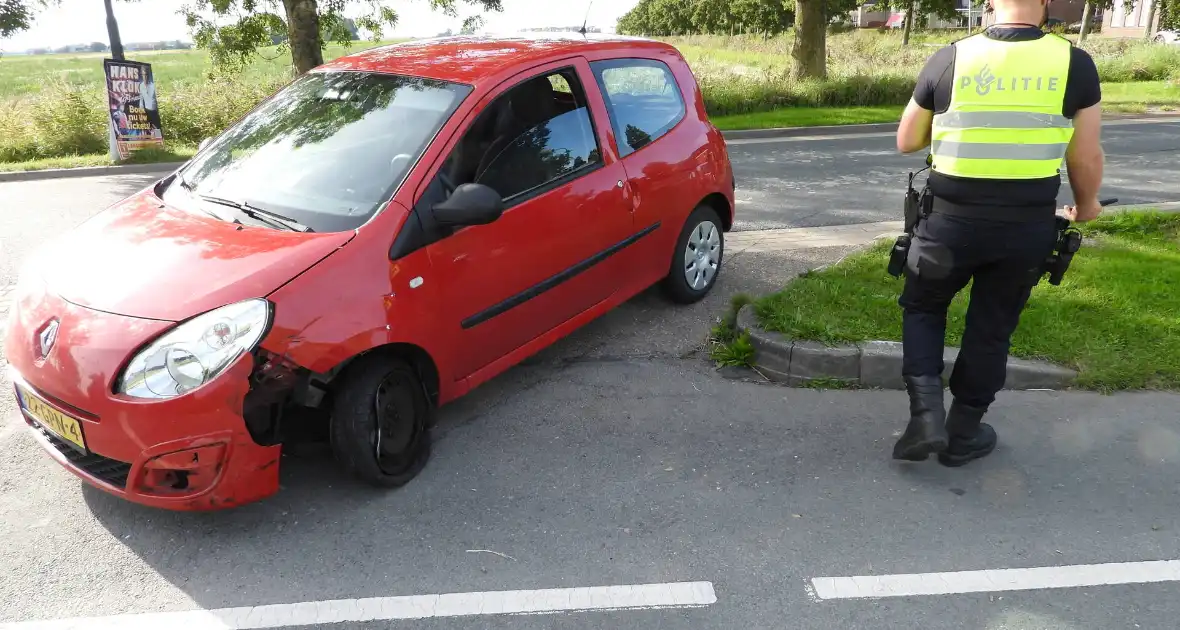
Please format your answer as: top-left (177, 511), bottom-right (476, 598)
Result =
top-left (937, 400), bottom-right (996, 467)
top-left (892, 375), bottom-right (948, 461)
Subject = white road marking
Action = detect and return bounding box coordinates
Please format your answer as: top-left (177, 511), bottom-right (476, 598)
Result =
top-left (0, 581), bottom-right (717, 630)
top-left (810, 559), bottom-right (1180, 600)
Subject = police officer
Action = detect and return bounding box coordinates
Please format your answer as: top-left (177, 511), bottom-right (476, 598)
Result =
top-left (890, 0), bottom-right (1105, 465)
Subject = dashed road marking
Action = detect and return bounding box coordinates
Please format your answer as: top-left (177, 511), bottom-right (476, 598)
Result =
top-left (810, 559), bottom-right (1180, 600)
top-left (0, 581), bottom-right (717, 629)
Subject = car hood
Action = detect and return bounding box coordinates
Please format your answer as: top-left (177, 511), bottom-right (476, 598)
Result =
top-left (33, 188), bottom-right (355, 322)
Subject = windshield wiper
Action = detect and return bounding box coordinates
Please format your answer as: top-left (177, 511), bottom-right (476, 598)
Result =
top-left (198, 195), bottom-right (314, 233)
top-left (175, 170), bottom-right (195, 192)
top-left (172, 173), bottom-right (238, 223)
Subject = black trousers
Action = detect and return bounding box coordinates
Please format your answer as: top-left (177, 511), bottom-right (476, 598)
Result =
top-left (899, 209), bottom-right (1057, 409)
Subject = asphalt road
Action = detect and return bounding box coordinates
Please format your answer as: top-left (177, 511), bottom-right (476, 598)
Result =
top-left (3, 124), bottom-right (1180, 629)
top-left (728, 117), bottom-right (1180, 231)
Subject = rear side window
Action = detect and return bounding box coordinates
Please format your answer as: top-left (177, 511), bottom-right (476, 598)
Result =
top-left (590, 59), bottom-right (686, 157)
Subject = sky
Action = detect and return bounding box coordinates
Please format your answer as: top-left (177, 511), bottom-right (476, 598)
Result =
top-left (1, 0), bottom-right (641, 52)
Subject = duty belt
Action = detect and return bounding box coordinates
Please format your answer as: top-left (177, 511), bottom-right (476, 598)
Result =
top-left (931, 197), bottom-right (1057, 223)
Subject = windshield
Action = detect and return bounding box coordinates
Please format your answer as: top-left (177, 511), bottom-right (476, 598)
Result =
top-left (166, 71), bottom-right (471, 233)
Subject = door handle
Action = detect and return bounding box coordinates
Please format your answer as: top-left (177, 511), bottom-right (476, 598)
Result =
top-left (617, 180), bottom-right (624, 188)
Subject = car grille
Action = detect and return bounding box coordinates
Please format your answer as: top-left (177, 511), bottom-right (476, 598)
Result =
top-left (34, 424), bottom-right (132, 489)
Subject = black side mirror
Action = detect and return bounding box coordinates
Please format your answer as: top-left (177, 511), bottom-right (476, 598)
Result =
top-left (433, 183), bottom-right (503, 227)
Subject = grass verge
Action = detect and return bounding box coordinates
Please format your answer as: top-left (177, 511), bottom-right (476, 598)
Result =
top-left (752, 210), bottom-right (1180, 392)
top-left (711, 105), bottom-right (905, 130)
top-left (1102, 80), bottom-right (1180, 113)
top-left (0, 146), bottom-right (195, 173)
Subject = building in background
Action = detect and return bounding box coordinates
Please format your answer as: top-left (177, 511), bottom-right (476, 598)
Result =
top-left (1101, 0), bottom-right (1160, 37)
top-left (981, 0), bottom-right (1091, 28)
top-left (848, 0), bottom-right (1002, 30)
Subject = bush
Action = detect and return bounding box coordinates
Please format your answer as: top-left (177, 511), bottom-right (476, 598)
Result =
top-left (0, 73), bottom-right (284, 162)
top-left (0, 79), bottom-right (107, 162)
top-left (1087, 41), bottom-right (1180, 82)
top-left (157, 75), bottom-right (287, 146)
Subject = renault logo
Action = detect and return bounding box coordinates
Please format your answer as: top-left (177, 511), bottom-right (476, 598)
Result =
top-left (37, 319), bottom-right (59, 359)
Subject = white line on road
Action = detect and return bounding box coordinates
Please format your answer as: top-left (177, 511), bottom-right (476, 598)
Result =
top-left (810, 559), bottom-right (1180, 600)
top-left (0, 581), bottom-right (717, 630)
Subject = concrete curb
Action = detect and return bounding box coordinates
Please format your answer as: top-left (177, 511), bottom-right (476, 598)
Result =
top-left (735, 304), bottom-right (1079, 390)
top-left (720, 111), bottom-right (1180, 141)
top-left (0, 161), bottom-right (185, 184)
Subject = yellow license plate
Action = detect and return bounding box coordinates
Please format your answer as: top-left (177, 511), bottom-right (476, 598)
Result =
top-left (18, 385), bottom-right (87, 452)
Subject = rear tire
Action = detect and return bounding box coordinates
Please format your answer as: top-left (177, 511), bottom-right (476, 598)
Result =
top-left (330, 354), bottom-right (432, 488)
top-left (662, 205), bottom-right (725, 304)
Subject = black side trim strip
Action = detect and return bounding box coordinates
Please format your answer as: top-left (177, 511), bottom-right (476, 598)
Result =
top-left (461, 221), bottom-right (661, 330)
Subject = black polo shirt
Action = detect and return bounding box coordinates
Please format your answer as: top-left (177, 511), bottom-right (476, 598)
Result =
top-left (913, 26), bottom-right (1102, 209)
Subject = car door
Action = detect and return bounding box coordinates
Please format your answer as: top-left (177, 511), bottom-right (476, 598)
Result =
top-left (420, 59), bottom-right (636, 381)
top-left (588, 56), bottom-right (698, 273)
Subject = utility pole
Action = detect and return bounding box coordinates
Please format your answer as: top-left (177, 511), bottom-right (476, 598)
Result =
top-left (104, 0), bottom-right (125, 60)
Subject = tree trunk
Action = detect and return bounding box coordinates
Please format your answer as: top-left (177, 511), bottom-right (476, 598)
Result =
top-left (104, 0), bottom-right (124, 60)
top-left (791, 0), bottom-right (827, 79)
top-left (1142, 0), bottom-right (1158, 39)
top-left (902, 2), bottom-right (914, 46)
top-left (283, 0), bottom-right (324, 74)
top-left (1078, 1), bottom-right (1094, 43)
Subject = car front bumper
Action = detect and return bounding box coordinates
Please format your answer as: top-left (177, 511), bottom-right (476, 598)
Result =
top-left (4, 279), bottom-right (281, 511)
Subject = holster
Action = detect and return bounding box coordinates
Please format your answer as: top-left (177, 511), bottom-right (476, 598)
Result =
top-left (888, 184), bottom-right (933, 278)
top-left (1039, 216), bottom-right (1084, 286)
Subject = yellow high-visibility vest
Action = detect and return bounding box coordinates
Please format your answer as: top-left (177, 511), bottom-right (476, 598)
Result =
top-left (930, 32), bottom-right (1075, 180)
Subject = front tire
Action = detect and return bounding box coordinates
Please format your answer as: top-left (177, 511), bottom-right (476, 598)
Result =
top-left (330, 354), bottom-right (432, 488)
top-left (662, 205), bottom-right (725, 304)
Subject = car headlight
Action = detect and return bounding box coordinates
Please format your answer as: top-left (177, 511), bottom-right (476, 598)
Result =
top-left (117, 299), bottom-right (273, 399)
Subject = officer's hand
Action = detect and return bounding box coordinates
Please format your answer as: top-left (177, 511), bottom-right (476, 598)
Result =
top-left (1062, 198), bottom-right (1103, 223)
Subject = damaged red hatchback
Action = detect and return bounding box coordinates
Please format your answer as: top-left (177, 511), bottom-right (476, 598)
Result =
top-left (4, 33), bottom-right (735, 511)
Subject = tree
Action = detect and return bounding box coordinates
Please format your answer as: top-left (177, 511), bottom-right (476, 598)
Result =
top-left (459, 14), bottom-right (484, 34)
top-left (1161, 0), bottom-right (1180, 31)
top-left (790, 0), bottom-right (825, 78)
top-left (1077, 1), bottom-right (1096, 41)
top-left (616, 0), bottom-right (654, 34)
top-left (104, 0), bottom-right (124, 59)
top-left (0, 0), bottom-right (54, 38)
top-left (180, 0), bottom-right (504, 75)
top-left (732, 0), bottom-right (794, 38)
top-left (689, 0), bottom-right (735, 34)
top-left (617, 0), bottom-right (796, 36)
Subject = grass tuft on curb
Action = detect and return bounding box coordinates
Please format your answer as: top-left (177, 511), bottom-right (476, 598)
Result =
top-left (709, 292), bottom-right (756, 367)
top-left (752, 210), bottom-right (1180, 392)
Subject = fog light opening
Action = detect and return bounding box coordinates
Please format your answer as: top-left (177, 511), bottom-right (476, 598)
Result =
top-left (164, 470), bottom-right (190, 490)
top-left (139, 444), bottom-right (226, 496)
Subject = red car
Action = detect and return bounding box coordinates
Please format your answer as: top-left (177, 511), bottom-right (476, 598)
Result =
top-left (4, 33), bottom-right (735, 511)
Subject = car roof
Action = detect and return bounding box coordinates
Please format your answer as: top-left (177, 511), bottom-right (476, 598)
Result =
top-left (317, 32), bottom-right (680, 85)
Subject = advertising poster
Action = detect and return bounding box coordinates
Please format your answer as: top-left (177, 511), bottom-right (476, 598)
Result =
top-left (104, 59), bottom-right (165, 160)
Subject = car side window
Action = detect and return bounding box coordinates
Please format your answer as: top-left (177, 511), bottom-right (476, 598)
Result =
top-left (437, 67), bottom-right (602, 204)
top-left (590, 59), bottom-right (686, 157)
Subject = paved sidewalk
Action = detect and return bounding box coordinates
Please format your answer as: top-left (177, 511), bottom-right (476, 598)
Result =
top-left (725, 200), bottom-right (1180, 257)
top-left (728, 220), bottom-right (902, 254)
